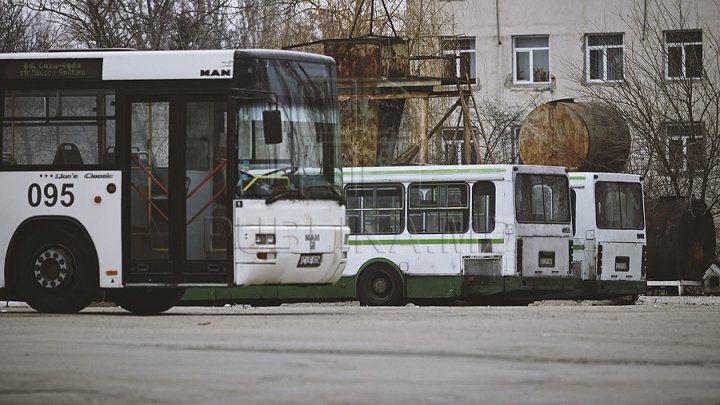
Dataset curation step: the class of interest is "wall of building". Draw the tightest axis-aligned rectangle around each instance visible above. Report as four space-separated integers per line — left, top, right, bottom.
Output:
445 0 719 106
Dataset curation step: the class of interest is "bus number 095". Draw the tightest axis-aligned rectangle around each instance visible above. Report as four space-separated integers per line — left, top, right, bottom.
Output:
28 183 75 207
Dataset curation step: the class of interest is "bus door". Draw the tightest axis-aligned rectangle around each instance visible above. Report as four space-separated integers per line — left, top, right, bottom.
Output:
123 95 232 285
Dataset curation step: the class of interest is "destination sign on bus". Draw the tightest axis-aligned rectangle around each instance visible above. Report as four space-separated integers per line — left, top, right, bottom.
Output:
3 59 102 80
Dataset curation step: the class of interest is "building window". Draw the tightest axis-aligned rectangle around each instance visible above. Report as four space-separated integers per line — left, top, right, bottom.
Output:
586 33 624 82
440 127 477 164
442 37 476 82
513 36 550 84
665 30 703 79
510 125 522 163
665 122 705 174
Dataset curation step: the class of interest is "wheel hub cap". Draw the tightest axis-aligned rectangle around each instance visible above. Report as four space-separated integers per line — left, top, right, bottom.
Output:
34 247 72 289
372 277 388 295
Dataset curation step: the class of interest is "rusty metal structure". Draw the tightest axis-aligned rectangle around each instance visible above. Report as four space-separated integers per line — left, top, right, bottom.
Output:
287 0 487 167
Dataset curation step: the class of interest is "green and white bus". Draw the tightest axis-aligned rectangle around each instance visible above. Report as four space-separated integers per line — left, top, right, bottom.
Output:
184 164 578 305
0 49 349 314
570 172 646 299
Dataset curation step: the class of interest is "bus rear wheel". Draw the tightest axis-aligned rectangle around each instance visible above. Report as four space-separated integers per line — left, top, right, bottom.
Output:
14 228 97 313
114 288 186 315
357 265 404 306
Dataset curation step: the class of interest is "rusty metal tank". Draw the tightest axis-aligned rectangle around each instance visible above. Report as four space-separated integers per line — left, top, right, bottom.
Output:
519 100 631 172
645 198 716 281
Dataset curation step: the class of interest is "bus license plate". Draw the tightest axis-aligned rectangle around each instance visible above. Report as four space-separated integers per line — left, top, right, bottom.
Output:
538 251 555 267
298 254 322 267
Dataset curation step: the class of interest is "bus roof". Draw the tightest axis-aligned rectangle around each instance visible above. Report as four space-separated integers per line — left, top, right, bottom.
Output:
569 172 642 186
0 49 335 82
343 164 568 183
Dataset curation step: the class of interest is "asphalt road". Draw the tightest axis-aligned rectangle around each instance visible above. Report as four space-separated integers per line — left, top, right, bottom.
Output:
1 297 719 404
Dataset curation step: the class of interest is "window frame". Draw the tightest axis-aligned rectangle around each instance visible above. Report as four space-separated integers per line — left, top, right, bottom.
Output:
594 181 645 230
2 88 117 167
664 121 706 175
512 35 551 85
472 181 496 233
664 30 703 80
441 36 477 82
440 127 478 165
510 125 522 164
345 183 404 235
585 33 624 83
514 173 571 224
407 181 469 234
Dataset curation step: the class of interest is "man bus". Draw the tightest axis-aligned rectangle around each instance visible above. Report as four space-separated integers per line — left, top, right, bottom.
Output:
0 49 349 314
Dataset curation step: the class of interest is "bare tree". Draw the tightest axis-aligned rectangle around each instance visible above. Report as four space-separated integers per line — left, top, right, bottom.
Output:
475 97 540 164
26 0 265 50
569 0 720 211
1 0 59 51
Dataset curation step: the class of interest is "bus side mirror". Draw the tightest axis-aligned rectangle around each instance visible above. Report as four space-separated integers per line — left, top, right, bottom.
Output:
263 110 282 144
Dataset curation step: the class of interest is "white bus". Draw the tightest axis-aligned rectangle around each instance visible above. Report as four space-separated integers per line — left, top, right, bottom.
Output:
0 49 349 314
183 164 578 305
569 173 646 299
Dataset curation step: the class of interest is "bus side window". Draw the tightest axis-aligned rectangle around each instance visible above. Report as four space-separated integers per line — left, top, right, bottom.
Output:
472 181 496 233
2 89 116 166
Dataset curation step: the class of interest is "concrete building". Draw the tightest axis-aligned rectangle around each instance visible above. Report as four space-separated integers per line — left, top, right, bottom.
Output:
436 0 720 166
428 0 720 262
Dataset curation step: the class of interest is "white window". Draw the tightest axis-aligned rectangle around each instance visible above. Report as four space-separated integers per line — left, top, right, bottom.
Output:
441 127 477 164
665 30 703 79
442 37 476 81
665 122 705 174
511 125 522 164
513 36 550 84
586 33 624 82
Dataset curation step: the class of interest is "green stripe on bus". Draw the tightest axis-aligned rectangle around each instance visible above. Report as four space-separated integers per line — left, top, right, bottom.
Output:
345 167 507 176
349 238 504 246
569 175 586 180
573 244 584 251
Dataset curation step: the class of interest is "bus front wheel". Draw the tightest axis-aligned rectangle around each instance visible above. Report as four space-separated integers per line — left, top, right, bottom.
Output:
114 288 186 315
357 266 404 306
14 228 97 313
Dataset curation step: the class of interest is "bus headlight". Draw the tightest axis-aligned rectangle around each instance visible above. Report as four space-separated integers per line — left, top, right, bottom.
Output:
255 233 276 245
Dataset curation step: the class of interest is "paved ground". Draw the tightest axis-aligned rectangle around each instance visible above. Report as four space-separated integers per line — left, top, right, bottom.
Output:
1 297 719 404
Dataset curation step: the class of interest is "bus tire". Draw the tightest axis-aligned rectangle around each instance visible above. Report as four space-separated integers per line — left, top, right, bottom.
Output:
357 265 404 306
13 227 97 313
114 288 186 315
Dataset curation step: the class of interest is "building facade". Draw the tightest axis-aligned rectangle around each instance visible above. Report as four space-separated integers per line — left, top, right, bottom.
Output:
434 0 720 259
439 0 720 172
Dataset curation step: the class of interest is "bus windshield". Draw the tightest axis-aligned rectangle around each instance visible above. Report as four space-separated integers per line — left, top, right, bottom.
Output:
234 57 342 203
515 174 570 223
595 181 644 229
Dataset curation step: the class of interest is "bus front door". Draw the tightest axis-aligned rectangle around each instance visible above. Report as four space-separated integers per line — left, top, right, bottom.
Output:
125 97 232 285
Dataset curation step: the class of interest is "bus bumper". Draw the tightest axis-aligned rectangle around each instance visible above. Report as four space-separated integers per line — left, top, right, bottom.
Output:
580 280 647 299
461 275 583 300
